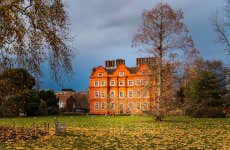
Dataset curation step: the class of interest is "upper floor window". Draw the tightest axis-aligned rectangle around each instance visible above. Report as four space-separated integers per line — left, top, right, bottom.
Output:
98 73 103 77
110 90 115 98
94 81 99 87
94 91 99 98
119 71 124 77
101 81 106 86
128 90 133 98
136 80 141 86
94 103 99 110
128 80 134 86
110 80 115 86
119 91 124 98
101 91 106 98
119 80 125 86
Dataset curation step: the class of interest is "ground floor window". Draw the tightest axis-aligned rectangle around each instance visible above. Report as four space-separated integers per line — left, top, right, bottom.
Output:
111 103 115 110
119 103 124 113
94 103 99 110
101 103 105 110
143 103 148 111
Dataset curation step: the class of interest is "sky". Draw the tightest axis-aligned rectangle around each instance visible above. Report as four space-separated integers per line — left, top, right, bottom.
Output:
41 0 229 91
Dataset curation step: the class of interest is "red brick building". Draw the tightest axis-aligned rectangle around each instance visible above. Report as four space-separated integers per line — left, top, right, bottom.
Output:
89 57 157 115
56 89 77 109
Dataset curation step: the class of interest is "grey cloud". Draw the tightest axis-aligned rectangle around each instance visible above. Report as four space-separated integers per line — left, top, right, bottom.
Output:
42 0 228 91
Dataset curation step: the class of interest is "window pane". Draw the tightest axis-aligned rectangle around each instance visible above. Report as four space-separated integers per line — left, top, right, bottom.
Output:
95 103 99 110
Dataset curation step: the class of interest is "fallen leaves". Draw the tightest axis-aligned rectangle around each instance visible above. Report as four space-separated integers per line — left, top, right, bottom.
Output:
0 116 229 149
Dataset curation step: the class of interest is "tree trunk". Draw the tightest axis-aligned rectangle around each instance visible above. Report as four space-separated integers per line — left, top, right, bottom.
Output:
156 18 163 122
156 54 163 121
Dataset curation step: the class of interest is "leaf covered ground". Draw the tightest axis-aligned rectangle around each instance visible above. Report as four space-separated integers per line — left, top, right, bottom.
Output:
0 116 229 149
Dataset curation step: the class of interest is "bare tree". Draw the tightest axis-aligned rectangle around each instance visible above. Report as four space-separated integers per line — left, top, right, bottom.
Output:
0 0 72 82
213 0 230 55
132 3 198 121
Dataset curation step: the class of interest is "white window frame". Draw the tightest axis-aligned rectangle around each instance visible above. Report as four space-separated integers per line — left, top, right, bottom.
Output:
94 91 99 98
128 80 134 86
119 71 124 77
110 80 115 86
101 81 106 86
128 90 133 98
98 73 103 77
101 103 105 110
119 91 124 98
101 91 106 98
110 90 115 98
95 103 99 110
94 81 99 87
119 80 125 86
136 79 141 86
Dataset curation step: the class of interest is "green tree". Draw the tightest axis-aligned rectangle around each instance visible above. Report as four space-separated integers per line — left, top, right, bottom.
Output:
39 90 59 115
184 60 228 117
24 90 42 116
0 68 35 117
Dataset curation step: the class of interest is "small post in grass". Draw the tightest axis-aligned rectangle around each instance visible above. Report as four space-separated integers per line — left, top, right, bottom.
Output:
54 117 66 135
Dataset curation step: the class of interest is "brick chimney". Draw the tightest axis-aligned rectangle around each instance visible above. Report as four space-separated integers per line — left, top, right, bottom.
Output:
136 57 157 67
116 59 125 67
105 60 115 69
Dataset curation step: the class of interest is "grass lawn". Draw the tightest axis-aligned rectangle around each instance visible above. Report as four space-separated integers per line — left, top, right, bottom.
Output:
0 115 230 149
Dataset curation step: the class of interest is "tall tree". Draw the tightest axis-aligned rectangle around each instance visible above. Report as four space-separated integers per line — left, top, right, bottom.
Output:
132 3 198 121
0 0 72 81
213 0 230 55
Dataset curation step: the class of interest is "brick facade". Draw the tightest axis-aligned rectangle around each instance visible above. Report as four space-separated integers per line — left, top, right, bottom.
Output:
89 58 157 115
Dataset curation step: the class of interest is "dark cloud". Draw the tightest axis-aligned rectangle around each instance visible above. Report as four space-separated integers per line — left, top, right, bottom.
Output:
41 0 229 91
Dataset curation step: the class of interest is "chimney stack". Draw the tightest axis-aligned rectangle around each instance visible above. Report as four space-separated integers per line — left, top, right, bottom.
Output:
105 60 115 69
116 59 125 67
136 57 157 67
